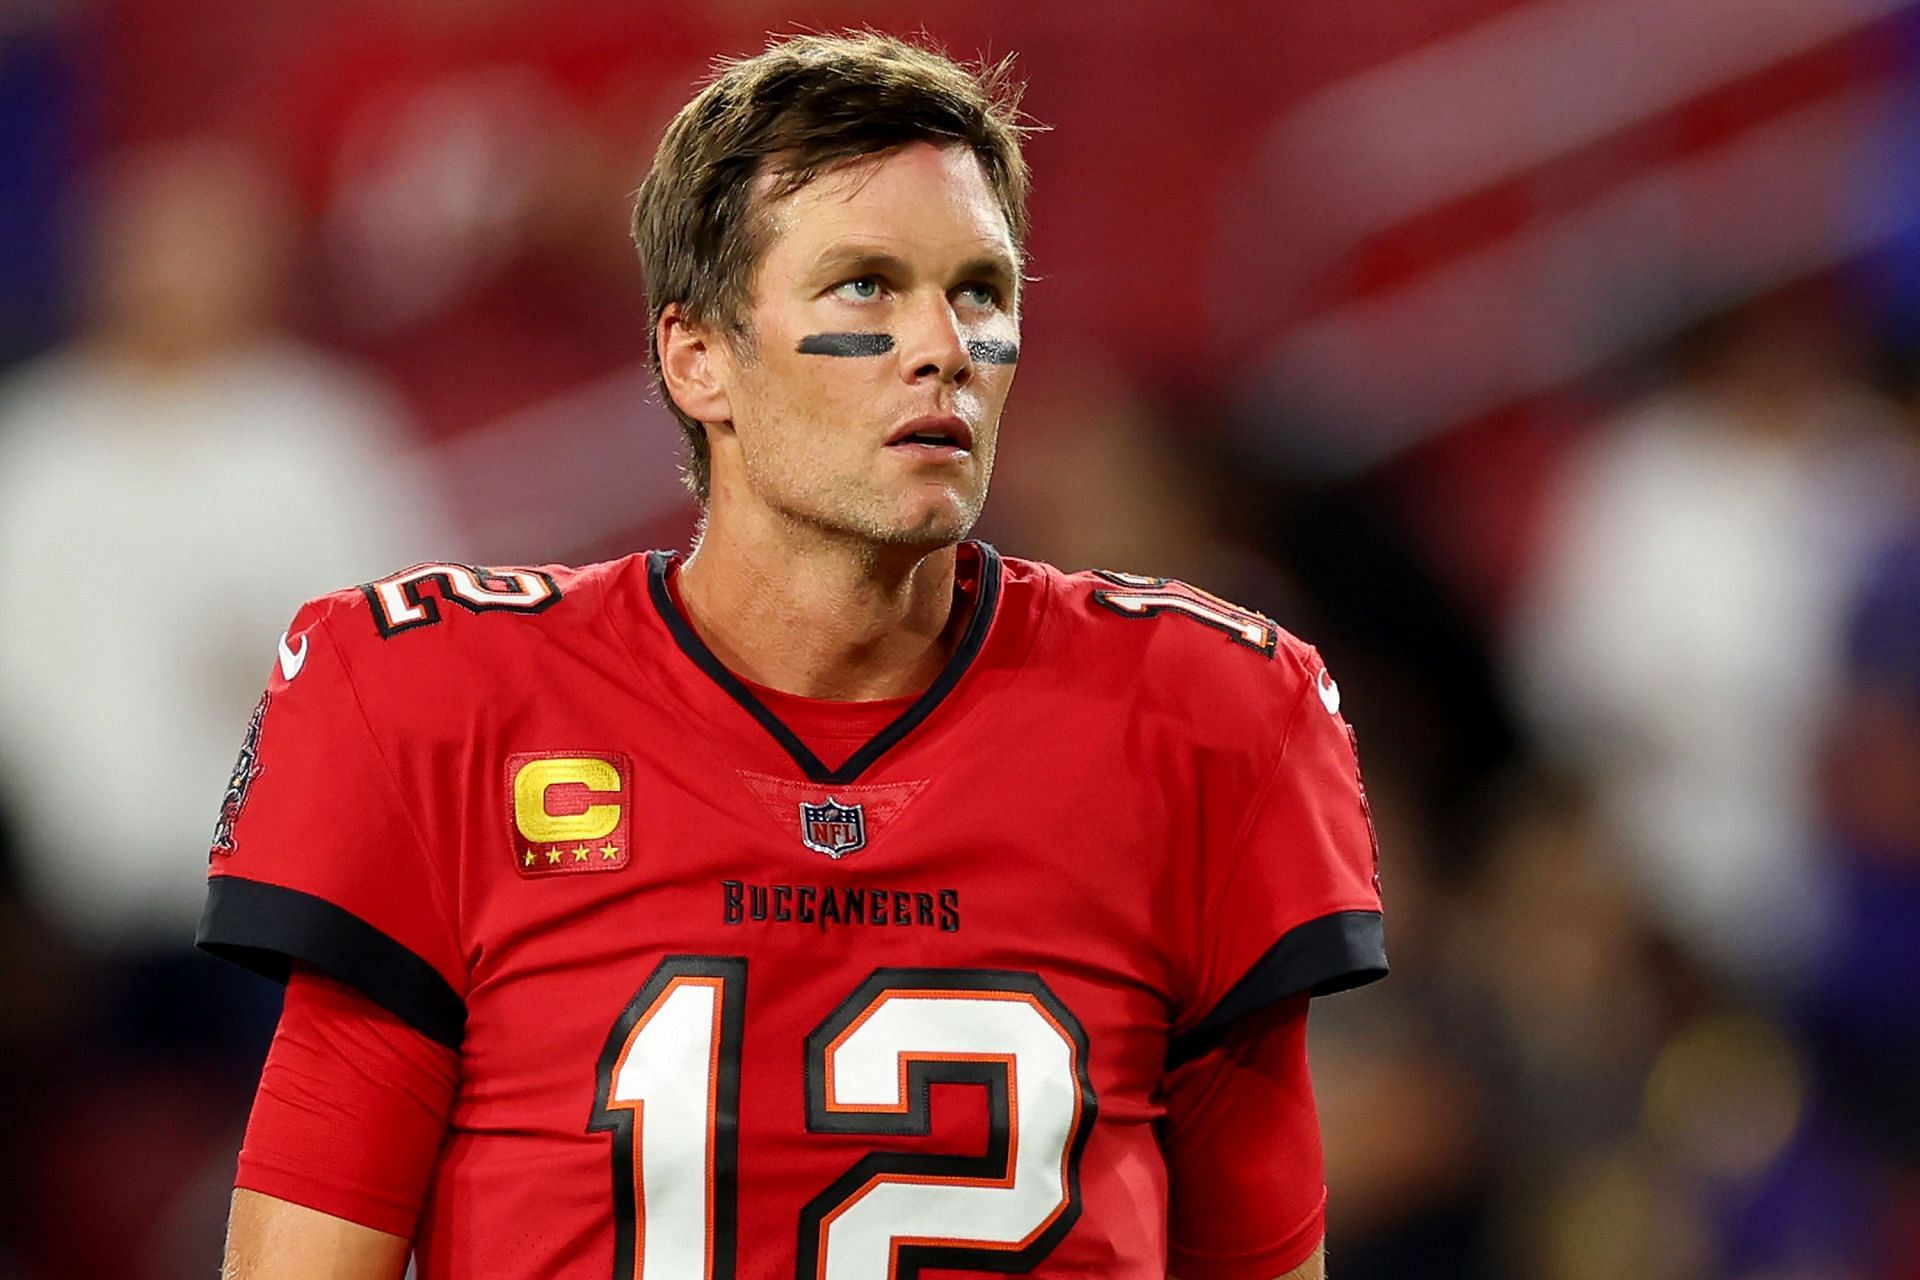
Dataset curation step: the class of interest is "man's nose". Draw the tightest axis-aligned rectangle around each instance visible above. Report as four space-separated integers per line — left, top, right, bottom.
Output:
897 293 973 389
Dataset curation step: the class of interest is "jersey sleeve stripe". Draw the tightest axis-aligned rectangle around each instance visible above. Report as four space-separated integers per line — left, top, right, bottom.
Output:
1168 910 1386 1068
197 875 467 1050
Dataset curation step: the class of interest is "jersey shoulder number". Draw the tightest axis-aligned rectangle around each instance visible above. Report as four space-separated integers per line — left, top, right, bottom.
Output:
1086 570 1280 658
359 561 562 638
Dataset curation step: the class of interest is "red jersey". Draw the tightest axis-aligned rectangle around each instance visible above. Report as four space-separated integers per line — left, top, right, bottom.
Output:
199 542 1386 1278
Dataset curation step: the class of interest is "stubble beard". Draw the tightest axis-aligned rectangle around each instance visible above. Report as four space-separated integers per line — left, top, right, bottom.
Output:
742 433 994 554
788 475 985 551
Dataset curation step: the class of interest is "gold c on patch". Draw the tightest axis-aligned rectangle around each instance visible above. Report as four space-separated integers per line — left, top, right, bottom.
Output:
507 751 631 876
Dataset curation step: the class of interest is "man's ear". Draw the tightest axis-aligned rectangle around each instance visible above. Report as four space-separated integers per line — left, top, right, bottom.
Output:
658 302 733 424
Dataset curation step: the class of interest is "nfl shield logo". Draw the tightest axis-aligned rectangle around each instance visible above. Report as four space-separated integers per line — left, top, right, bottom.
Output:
799 797 867 859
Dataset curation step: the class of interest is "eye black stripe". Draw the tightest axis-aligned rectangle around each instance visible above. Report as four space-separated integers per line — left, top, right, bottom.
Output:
797 333 895 357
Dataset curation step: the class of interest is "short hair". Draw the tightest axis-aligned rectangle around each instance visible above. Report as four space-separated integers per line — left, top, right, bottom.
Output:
632 31 1032 503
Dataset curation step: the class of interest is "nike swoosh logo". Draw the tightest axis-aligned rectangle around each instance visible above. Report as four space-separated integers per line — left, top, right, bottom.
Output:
278 631 309 681
1317 667 1341 716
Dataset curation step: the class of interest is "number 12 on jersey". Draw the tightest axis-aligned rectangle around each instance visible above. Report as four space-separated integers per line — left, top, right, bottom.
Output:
591 957 1098 1279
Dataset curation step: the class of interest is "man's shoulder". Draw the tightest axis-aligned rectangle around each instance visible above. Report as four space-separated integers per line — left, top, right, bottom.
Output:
289 554 649 693
1003 552 1325 735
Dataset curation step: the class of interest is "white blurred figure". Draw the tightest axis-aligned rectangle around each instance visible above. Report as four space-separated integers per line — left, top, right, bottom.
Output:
0 138 446 949
1510 297 1913 987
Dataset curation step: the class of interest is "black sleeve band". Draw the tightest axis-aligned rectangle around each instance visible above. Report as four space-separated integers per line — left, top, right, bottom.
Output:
197 875 467 1050
1168 909 1387 1068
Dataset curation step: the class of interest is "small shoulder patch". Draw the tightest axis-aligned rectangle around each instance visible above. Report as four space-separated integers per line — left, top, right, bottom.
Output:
361 562 562 638
1088 570 1279 657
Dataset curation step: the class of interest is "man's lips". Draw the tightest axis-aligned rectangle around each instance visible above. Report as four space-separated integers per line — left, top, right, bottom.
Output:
885 415 974 452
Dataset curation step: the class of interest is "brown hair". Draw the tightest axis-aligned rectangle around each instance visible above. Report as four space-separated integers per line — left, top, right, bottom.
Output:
632 30 1033 502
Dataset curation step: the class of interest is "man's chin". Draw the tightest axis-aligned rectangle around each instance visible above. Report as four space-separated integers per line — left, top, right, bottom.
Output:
870 516 973 550
843 499 979 550
775 481 984 551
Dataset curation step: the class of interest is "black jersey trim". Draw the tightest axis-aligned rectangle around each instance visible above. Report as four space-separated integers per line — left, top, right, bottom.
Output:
646 543 1003 785
197 876 467 1050
1167 909 1387 1068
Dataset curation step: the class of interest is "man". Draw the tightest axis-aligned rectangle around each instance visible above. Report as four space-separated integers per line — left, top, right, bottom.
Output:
201 31 1386 1280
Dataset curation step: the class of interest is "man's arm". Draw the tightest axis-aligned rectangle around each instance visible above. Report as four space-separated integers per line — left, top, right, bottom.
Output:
1281 1242 1327 1279
220 968 456 1278
1163 990 1331 1280
1169 1241 1326 1280
222 1189 411 1280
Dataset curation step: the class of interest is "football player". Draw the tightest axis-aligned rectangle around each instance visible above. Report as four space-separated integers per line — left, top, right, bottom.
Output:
202 31 1386 1280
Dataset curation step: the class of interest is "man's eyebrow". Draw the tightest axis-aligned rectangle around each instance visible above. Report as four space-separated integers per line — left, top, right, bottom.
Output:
807 246 1021 289
808 247 911 283
953 253 1020 290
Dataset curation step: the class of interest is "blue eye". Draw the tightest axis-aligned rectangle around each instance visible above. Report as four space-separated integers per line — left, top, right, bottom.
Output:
948 280 998 307
835 276 882 301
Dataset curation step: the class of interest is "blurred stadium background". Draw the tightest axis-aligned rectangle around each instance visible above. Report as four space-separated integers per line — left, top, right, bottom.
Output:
3 0 1920 1275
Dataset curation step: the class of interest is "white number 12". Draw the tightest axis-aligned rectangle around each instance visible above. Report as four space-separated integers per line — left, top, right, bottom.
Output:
590 958 1097 1279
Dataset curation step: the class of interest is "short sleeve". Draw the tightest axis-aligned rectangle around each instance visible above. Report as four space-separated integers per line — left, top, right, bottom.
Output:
197 602 467 1049
1170 654 1386 1067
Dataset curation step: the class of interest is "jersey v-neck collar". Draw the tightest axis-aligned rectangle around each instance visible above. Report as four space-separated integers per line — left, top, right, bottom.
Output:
644 542 1004 785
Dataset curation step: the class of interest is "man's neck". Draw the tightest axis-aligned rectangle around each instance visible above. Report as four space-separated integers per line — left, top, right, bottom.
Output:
674 512 966 702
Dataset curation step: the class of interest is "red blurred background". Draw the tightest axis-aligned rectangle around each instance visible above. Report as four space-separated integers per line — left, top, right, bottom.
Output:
3 1 1920 1275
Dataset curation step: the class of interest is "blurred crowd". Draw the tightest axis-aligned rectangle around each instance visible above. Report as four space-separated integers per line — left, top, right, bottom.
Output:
4 0 1920 1276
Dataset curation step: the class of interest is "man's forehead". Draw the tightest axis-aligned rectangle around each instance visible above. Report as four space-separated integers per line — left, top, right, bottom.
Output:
754 144 1015 261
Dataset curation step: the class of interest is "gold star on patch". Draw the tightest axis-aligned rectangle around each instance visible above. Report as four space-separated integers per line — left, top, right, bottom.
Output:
600 842 620 861
522 850 535 867
545 847 563 865
573 844 591 862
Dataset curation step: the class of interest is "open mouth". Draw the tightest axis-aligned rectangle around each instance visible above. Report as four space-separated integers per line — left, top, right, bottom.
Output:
886 416 974 454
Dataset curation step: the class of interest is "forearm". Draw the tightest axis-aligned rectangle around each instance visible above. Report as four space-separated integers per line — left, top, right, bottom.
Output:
222 1189 412 1280
1282 1239 1327 1279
